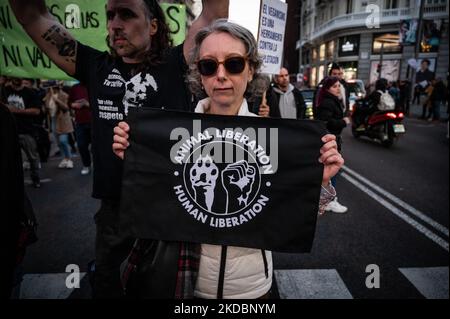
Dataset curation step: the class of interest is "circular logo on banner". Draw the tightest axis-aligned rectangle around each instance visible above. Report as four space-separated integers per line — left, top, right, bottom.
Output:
184 141 261 215
172 130 273 229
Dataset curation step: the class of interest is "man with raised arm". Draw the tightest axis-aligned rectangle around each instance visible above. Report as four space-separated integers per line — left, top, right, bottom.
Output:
9 0 229 298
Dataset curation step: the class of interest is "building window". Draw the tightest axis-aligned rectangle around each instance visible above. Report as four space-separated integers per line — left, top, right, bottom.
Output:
312 48 318 61
318 65 325 84
326 61 358 80
372 33 402 54
416 58 436 72
346 0 353 14
302 51 310 65
385 0 398 9
319 44 326 61
339 61 359 81
338 35 360 57
311 67 317 87
369 60 400 84
327 40 334 60
420 20 442 53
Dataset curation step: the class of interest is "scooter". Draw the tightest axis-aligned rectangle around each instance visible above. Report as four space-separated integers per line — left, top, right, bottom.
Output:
351 101 406 148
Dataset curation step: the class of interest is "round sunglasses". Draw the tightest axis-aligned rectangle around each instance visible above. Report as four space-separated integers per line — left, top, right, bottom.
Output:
197 56 248 76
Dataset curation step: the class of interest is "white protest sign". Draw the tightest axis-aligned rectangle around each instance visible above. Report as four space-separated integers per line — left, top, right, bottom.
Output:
257 0 288 74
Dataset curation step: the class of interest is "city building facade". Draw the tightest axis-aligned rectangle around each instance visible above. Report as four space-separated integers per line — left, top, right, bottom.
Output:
297 0 449 88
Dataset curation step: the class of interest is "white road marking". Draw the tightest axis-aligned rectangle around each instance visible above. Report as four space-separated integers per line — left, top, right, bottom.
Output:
341 172 449 252
399 267 449 299
18 273 86 299
342 166 449 237
24 178 52 185
274 269 353 299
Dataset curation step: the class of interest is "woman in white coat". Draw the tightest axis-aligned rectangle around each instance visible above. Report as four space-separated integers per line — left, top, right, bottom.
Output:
113 19 343 299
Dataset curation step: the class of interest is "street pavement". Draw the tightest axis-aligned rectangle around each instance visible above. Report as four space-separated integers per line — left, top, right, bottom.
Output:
13 102 449 299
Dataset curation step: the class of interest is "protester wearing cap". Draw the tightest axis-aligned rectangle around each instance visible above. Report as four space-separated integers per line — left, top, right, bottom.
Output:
2 77 42 188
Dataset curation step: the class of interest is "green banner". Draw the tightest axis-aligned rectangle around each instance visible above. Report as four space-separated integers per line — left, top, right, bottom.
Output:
0 1 186 80
160 3 186 47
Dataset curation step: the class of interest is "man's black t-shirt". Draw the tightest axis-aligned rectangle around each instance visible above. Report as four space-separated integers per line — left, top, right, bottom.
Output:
4 87 40 135
74 43 192 200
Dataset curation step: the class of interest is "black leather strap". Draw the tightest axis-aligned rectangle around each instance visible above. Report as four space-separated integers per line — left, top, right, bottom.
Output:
217 245 228 299
261 250 269 278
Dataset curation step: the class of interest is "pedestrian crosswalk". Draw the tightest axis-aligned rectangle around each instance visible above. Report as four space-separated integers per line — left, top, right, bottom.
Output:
398 267 449 299
274 269 353 299
24 178 52 186
14 267 448 299
16 273 86 299
275 267 448 299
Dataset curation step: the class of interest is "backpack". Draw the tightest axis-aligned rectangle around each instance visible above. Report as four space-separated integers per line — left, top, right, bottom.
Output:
377 90 396 110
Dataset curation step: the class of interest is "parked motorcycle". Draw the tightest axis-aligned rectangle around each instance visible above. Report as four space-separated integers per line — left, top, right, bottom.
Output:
351 101 406 148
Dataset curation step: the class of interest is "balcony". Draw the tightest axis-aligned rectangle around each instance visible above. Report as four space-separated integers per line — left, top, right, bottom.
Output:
424 3 449 17
310 3 449 41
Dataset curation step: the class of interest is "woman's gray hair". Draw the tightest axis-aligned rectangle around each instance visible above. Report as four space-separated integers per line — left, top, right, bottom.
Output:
187 19 263 99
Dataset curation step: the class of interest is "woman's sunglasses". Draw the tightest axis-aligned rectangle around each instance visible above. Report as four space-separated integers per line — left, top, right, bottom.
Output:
197 56 247 76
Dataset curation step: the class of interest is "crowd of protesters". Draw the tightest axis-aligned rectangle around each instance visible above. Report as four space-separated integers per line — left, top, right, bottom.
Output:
1 76 92 177
1 76 92 298
2 0 448 301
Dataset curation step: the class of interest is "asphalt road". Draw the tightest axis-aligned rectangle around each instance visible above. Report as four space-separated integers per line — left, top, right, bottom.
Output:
14 103 449 300
273 111 449 299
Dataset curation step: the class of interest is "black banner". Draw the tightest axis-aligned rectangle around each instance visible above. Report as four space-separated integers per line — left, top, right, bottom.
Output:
119 108 327 253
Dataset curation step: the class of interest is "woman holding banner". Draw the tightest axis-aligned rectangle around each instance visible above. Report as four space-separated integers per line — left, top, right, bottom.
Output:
113 19 343 299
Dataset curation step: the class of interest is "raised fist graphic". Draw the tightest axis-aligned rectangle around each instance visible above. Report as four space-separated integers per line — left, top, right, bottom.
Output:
221 160 256 214
189 155 218 212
